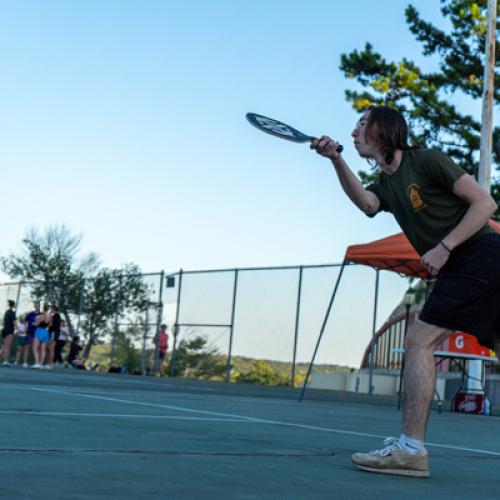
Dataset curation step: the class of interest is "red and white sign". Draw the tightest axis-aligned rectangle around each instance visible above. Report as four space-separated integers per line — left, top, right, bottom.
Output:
453 392 486 414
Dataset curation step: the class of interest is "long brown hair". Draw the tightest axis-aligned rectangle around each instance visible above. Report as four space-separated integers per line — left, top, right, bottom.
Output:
366 106 413 165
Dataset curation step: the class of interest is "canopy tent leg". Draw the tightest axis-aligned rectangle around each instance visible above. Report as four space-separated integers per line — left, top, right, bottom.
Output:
368 269 380 395
298 261 347 402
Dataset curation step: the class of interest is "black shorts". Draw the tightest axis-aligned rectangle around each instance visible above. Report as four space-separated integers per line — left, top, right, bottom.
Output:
420 232 500 349
1 330 13 339
159 351 166 360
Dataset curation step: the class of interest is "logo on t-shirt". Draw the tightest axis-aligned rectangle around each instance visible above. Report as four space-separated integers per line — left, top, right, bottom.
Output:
407 184 426 211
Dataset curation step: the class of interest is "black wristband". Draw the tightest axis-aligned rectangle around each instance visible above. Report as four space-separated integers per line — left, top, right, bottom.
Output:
440 241 451 253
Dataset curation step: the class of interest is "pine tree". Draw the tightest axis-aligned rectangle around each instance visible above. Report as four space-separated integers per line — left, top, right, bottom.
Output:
340 0 499 216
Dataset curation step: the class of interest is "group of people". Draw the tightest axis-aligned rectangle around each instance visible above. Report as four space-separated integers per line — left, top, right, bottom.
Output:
0 299 168 373
0 300 86 369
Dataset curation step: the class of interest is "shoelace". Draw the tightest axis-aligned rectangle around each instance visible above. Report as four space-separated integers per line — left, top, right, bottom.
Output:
370 437 404 457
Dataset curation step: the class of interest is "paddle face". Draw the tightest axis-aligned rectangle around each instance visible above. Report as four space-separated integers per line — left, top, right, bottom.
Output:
246 112 343 153
246 113 314 143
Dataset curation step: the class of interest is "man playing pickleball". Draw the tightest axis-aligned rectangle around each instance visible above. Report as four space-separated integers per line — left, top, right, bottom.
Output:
311 105 500 478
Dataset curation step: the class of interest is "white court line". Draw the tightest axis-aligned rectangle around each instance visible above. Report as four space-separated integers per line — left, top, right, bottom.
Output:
32 387 255 421
30 387 500 458
0 410 246 421
74 376 217 392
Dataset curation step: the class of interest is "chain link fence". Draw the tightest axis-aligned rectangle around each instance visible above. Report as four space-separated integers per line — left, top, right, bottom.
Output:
165 263 408 386
0 264 408 382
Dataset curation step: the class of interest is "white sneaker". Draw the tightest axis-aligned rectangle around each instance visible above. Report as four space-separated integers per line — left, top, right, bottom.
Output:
44 364 53 370
2 361 11 366
31 364 41 369
22 363 28 368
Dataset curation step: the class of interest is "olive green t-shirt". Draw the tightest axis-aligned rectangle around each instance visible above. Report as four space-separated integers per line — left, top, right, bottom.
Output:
366 148 492 255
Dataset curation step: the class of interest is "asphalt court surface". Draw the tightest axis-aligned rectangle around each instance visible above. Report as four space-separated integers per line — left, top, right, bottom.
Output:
1 367 499 499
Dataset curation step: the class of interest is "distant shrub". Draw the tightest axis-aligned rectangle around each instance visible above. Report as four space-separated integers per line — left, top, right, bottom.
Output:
235 360 289 386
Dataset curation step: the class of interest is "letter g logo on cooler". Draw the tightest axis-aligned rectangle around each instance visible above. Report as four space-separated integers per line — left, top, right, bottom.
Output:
455 335 464 350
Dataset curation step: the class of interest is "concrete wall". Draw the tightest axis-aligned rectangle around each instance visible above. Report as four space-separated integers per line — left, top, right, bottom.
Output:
310 369 445 399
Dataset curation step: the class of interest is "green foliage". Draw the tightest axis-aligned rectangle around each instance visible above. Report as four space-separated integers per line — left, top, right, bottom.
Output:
0 225 99 334
235 359 290 386
171 335 227 380
113 326 143 373
80 264 149 356
340 0 499 217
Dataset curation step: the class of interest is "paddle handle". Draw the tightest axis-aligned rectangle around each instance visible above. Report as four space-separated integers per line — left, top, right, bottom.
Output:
309 137 344 153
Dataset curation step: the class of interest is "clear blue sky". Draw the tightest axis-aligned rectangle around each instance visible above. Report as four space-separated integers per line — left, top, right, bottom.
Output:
0 0 453 274
0 1 479 366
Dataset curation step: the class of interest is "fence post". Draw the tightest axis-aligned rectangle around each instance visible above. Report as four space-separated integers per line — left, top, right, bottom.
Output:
368 269 380 395
47 281 53 306
225 269 239 383
153 271 165 375
110 274 123 366
141 303 150 376
169 269 183 377
76 278 85 337
299 263 346 403
291 266 303 387
15 282 22 313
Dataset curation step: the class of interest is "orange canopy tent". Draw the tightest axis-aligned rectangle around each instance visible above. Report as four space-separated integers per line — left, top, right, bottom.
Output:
344 220 500 279
299 220 500 401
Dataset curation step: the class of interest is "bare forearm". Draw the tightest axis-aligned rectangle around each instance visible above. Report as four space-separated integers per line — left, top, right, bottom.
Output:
331 156 378 213
442 198 497 250
309 135 379 213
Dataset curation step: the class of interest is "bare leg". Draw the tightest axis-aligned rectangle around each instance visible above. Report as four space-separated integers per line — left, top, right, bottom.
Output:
32 339 40 365
23 345 30 364
2 335 13 363
402 319 450 441
46 341 55 365
39 344 47 365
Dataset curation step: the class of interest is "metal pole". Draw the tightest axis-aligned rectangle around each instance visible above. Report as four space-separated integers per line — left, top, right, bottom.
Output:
169 270 183 377
47 281 53 306
76 278 85 337
141 303 150 376
15 282 22 313
368 269 380 395
299 263 346 402
153 271 165 375
110 274 123 366
469 0 496 393
478 0 497 188
225 269 239 383
291 266 303 387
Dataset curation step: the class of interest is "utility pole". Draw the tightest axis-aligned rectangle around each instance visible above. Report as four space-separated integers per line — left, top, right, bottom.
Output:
468 0 497 394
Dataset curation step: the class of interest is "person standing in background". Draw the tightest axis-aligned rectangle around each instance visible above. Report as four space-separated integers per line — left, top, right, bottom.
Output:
0 300 17 366
46 305 61 369
14 314 30 367
32 304 50 368
154 324 169 376
54 318 69 366
25 302 41 349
